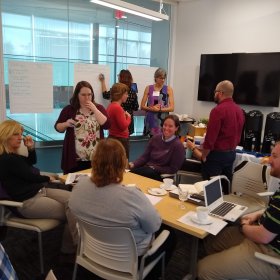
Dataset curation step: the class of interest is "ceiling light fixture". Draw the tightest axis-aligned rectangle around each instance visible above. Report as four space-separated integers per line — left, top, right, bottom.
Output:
90 0 169 21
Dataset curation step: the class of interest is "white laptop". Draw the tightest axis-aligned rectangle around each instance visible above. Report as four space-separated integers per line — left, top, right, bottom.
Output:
204 177 248 222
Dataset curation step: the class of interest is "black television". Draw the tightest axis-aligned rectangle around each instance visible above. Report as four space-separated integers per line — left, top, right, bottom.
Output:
197 52 280 107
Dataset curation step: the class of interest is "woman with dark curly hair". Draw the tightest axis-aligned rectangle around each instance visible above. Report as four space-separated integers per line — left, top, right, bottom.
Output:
55 81 110 174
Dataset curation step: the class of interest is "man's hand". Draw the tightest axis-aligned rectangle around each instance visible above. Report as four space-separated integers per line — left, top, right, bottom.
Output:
241 210 264 225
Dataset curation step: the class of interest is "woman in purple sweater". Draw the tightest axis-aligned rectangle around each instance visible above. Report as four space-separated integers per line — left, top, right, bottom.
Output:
129 115 185 181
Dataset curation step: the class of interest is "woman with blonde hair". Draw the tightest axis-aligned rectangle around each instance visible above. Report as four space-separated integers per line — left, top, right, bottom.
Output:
0 119 77 254
107 83 131 159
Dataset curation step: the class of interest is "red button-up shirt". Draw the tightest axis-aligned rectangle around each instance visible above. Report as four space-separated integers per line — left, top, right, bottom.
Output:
203 98 244 151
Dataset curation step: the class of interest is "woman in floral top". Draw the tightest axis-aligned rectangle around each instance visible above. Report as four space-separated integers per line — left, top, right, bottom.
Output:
55 81 110 174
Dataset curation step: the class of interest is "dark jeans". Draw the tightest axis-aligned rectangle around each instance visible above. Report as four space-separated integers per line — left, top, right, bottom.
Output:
201 150 236 182
131 166 163 182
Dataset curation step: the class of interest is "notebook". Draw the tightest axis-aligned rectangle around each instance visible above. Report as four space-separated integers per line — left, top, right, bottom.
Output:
204 177 248 222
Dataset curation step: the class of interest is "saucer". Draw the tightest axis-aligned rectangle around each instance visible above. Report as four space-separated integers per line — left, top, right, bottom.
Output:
148 188 167 196
191 215 213 225
160 183 177 191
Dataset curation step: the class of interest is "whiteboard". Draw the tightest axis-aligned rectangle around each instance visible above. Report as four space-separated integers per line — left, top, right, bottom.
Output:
8 61 53 113
128 65 158 105
74 63 110 107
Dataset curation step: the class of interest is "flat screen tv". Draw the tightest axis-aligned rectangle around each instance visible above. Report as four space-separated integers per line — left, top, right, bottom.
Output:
197 52 280 107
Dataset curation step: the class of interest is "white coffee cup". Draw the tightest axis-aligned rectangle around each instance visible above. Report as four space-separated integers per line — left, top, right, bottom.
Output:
194 135 204 145
196 206 209 222
163 178 173 189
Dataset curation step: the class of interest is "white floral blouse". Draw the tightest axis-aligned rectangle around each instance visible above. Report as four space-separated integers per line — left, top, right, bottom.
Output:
74 110 101 161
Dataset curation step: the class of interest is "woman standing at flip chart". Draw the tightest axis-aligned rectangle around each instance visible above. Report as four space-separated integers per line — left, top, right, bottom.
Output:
55 81 110 174
141 68 174 136
99 69 139 135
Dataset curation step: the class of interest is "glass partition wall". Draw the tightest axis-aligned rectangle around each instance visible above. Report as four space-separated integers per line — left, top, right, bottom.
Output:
1 0 171 140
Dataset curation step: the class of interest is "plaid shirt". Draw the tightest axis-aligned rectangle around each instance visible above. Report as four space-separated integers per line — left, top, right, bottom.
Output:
0 243 18 280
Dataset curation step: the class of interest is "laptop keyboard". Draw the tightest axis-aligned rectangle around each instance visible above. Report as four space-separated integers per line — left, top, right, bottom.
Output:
211 201 235 217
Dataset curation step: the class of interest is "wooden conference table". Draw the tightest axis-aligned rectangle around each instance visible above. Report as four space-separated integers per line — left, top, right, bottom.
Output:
61 170 208 280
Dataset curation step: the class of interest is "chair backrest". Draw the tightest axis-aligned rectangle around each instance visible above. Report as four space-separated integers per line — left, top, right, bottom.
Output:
0 181 24 218
232 161 269 202
45 269 57 280
77 219 138 277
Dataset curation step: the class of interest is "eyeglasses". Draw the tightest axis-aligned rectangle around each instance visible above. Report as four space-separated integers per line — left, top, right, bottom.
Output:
214 89 224 94
79 93 93 97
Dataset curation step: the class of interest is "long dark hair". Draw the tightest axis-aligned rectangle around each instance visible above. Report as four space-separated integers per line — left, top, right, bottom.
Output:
70 81 95 110
118 70 133 88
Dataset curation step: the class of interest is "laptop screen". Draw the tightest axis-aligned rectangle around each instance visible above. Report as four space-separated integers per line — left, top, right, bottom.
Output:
204 178 222 206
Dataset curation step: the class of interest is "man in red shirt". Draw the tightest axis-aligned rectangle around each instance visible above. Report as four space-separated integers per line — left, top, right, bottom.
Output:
201 80 244 181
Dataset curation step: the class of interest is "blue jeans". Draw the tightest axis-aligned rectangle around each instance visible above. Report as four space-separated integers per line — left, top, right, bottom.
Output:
201 150 236 181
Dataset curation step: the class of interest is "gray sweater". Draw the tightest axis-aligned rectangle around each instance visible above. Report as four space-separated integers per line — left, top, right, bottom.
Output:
69 176 162 255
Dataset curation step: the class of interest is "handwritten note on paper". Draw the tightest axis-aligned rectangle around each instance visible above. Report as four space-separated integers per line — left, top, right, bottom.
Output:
177 211 228 235
74 63 110 107
8 61 53 113
128 65 158 102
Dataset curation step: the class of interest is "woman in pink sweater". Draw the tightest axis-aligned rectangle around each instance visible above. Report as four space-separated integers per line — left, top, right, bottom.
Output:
107 83 131 159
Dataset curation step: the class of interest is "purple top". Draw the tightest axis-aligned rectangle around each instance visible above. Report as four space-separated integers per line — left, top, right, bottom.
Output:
133 134 185 174
203 98 244 151
55 104 110 174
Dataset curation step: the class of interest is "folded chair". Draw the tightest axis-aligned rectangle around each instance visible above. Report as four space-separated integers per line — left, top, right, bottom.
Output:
72 219 170 280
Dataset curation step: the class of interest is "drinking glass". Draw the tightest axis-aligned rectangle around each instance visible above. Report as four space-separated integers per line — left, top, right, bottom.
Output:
178 188 188 210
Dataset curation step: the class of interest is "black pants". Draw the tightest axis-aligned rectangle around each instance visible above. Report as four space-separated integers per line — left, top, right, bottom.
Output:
131 166 163 182
201 150 236 181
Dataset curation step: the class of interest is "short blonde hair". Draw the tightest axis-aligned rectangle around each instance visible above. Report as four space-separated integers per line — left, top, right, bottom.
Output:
110 83 129 102
0 120 23 154
91 138 127 187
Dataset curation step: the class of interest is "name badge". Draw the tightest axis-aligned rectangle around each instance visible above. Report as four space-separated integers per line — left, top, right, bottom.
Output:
152 91 160 97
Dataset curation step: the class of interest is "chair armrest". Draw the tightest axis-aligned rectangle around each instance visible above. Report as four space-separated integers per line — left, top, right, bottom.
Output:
160 174 175 179
145 230 170 257
0 200 23 208
255 251 280 266
186 159 201 165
